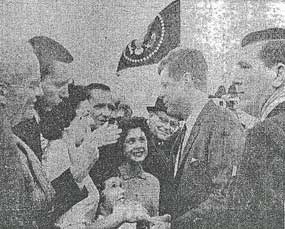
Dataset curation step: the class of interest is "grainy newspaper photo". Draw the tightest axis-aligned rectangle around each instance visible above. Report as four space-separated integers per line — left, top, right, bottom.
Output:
0 0 284 228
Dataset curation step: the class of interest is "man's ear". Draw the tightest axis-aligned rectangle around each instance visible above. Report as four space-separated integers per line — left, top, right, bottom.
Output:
277 63 285 76
272 63 285 88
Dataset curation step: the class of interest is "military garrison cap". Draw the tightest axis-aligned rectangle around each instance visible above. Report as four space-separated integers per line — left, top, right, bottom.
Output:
28 36 73 79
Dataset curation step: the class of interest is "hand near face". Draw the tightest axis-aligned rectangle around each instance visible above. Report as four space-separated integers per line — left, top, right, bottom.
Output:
65 115 92 146
85 122 122 148
68 128 99 183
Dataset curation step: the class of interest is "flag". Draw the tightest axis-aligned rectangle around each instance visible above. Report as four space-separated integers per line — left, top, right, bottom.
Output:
116 0 180 73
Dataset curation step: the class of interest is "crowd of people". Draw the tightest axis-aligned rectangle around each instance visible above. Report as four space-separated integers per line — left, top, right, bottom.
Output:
0 28 284 229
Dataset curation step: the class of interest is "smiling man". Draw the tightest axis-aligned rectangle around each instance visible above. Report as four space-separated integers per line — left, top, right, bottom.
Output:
143 96 181 215
85 83 116 129
230 28 285 228
147 96 181 142
86 83 124 187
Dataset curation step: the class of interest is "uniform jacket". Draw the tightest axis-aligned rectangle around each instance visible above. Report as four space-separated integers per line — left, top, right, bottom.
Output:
171 100 245 229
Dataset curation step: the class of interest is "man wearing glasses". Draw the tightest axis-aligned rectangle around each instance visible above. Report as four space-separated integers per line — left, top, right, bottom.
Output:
143 96 182 215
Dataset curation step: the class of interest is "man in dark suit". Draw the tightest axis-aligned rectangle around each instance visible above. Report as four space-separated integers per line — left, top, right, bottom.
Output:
157 48 245 228
229 28 285 229
143 96 181 215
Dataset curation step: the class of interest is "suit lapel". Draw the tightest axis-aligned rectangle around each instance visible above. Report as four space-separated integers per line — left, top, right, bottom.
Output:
149 138 171 170
177 101 214 172
170 127 186 173
178 121 201 169
12 117 43 161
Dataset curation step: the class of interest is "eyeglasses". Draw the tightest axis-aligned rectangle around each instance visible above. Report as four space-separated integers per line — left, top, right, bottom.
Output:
153 114 180 129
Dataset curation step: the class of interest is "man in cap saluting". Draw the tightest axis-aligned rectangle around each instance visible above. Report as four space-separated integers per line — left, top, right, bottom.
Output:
12 36 120 224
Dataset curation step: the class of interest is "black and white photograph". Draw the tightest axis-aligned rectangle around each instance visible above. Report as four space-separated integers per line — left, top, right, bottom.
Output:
0 0 284 228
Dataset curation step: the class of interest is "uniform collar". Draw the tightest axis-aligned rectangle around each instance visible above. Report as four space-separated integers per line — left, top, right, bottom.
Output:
119 162 147 180
260 85 285 121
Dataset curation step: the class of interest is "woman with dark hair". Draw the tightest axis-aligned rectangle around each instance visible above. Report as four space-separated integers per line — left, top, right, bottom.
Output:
116 117 160 217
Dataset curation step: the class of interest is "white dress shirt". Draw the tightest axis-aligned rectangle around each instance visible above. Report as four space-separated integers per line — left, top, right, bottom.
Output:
174 101 206 177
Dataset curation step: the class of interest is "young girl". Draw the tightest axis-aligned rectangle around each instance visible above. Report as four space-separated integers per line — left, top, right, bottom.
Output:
89 173 170 229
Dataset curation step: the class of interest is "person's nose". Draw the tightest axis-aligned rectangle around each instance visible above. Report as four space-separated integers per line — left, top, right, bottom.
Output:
134 140 145 148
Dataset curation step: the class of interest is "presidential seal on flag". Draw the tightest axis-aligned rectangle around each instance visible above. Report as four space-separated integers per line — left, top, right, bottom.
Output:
116 0 180 73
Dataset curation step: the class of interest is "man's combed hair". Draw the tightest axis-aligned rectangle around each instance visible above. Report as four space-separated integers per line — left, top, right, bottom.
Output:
242 28 285 68
241 28 285 47
158 48 208 91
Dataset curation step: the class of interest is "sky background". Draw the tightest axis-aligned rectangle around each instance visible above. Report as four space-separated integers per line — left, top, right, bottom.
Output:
1 0 285 116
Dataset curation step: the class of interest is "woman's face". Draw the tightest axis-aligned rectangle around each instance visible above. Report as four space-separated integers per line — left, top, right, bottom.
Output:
102 177 125 211
123 127 148 163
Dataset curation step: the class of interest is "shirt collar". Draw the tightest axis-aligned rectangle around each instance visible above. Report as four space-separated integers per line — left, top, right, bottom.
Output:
184 99 206 134
119 162 147 180
260 85 285 121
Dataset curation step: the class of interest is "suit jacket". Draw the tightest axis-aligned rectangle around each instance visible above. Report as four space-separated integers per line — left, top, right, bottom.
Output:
143 134 179 215
230 108 284 229
13 118 88 225
171 100 245 229
0 127 55 228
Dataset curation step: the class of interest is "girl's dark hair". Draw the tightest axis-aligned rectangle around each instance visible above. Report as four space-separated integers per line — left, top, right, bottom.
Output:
95 168 120 219
117 116 151 157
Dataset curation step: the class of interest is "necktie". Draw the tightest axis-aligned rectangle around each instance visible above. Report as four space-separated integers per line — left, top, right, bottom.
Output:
174 125 186 177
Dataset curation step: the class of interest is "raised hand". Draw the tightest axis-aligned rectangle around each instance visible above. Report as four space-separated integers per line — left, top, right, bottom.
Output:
84 122 122 148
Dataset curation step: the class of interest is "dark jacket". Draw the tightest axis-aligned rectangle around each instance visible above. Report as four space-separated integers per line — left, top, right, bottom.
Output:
33 84 85 141
143 133 179 215
230 109 284 229
89 143 122 186
171 100 245 229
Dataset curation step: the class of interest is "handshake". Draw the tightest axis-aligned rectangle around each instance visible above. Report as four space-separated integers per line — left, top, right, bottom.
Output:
108 201 171 229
